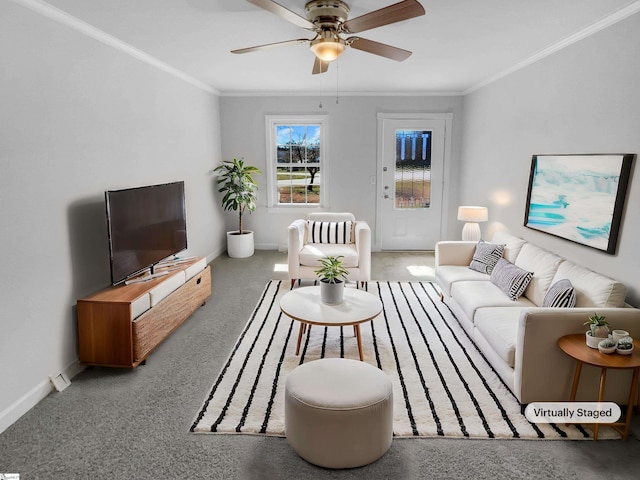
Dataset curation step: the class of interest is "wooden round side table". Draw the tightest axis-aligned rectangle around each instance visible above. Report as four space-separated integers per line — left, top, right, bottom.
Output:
557 334 640 440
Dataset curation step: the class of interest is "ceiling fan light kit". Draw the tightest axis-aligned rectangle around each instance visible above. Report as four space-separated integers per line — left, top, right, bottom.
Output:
235 0 425 74
310 30 345 62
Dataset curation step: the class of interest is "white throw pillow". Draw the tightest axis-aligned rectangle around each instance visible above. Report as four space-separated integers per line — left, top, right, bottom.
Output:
307 220 353 244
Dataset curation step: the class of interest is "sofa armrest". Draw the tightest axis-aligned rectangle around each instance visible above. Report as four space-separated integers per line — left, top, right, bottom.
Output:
435 241 477 267
515 307 640 404
355 221 371 281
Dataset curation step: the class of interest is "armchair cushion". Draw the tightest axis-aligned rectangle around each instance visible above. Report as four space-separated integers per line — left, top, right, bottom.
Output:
307 220 353 244
299 244 359 268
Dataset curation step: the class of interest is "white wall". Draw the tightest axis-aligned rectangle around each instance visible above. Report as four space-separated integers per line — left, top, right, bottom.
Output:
219 95 464 250
460 12 640 305
0 1 224 431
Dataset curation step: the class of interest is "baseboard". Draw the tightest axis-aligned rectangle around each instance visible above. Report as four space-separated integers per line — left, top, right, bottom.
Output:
0 359 84 434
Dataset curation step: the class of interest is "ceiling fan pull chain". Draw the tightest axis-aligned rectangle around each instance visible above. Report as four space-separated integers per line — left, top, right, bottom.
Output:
336 58 339 104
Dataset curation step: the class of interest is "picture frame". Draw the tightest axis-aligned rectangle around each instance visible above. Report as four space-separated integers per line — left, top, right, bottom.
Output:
524 153 634 255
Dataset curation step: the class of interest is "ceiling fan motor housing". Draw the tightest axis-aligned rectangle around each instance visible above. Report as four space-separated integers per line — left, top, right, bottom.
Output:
305 0 350 29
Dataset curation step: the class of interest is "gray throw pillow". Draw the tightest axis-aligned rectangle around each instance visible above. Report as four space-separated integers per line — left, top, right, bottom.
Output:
469 240 505 274
543 279 577 308
490 258 534 301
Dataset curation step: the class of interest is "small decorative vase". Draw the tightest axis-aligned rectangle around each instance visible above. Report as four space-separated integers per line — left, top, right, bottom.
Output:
320 279 344 305
591 324 610 339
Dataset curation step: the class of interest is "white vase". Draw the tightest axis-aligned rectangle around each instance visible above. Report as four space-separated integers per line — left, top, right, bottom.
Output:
320 280 344 305
226 230 254 258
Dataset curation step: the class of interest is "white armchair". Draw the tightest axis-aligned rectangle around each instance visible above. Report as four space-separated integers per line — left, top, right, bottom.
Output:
288 212 371 289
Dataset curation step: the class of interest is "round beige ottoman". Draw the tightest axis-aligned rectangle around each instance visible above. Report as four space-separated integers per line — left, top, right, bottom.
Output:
284 358 393 469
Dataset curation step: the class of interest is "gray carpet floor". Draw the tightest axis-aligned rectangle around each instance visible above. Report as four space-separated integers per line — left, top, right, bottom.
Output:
1 250 639 479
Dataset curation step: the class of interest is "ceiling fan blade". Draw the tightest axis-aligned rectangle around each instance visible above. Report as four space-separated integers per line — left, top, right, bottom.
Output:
342 0 425 34
348 37 412 61
312 57 329 75
231 38 309 54
247 0 315 30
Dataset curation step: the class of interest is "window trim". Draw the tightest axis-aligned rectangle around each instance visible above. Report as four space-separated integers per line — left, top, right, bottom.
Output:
265 114 329 211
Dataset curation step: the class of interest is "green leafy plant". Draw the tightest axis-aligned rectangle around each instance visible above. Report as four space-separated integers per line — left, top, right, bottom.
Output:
584 313 608 326
212 158 261 235
584 312 609 338
314 256 350 284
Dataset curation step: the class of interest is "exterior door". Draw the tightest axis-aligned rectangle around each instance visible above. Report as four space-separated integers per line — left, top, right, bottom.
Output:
376 114 449 250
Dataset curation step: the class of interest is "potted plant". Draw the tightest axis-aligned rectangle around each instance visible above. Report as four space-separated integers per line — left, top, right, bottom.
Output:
314 256 349 305
616 336 634 355
597 337 617 354
212 158 261 258
584 312 609 348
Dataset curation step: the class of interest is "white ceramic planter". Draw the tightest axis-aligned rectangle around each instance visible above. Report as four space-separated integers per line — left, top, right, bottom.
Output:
616 346 634 355
226 230 254 258
320 280 344 305
585 331 601 349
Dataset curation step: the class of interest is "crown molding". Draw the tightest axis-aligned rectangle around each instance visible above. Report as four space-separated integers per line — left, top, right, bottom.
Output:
219 89 464 97
464 0 640 95
11 0 219 95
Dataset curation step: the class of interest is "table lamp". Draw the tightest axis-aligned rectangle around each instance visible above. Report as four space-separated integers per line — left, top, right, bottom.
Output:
457 206 488 241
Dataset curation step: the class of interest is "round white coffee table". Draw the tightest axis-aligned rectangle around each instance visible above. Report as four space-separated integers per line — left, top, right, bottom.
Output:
280 286 382 361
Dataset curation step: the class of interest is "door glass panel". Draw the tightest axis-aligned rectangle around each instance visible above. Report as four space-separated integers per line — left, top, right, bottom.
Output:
395 129 431 209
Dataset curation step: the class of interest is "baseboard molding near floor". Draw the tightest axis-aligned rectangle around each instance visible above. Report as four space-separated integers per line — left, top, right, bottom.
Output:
0 360 84 434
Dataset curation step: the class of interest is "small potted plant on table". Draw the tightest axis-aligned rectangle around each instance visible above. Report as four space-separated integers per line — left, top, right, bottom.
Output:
315 256 349 305
616 336 634 355
584 313 609 348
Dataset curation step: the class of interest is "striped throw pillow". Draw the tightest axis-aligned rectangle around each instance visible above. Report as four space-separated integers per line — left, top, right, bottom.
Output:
543 279 576 308
307 220 353 244
490 258 534 301
469 240 505 274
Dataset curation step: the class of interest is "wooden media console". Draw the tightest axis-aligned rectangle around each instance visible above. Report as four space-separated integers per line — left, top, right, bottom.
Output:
77 257 211 367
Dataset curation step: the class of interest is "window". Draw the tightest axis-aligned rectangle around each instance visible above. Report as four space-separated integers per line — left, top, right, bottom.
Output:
265 115 328 209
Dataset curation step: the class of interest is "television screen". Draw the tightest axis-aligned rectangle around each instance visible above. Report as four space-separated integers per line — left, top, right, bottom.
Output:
105 181 187 285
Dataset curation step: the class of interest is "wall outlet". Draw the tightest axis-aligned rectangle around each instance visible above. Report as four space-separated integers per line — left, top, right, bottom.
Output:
50 373 71 392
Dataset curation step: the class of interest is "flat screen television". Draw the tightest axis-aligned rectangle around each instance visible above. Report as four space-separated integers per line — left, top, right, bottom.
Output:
105 181 187 285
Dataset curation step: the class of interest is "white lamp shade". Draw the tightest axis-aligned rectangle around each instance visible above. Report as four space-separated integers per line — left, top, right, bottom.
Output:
457 206 488 222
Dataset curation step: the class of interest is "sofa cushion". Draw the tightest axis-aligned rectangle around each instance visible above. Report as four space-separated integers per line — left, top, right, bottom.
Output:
490 231 526 264
307 220 353 244
552 261 626 308
514 244 562 306
474 308 523 368
450 280 535 323
469 240 504 274
543 279 577 308
490 259 534 301
436 266 489 297
299 243 359 268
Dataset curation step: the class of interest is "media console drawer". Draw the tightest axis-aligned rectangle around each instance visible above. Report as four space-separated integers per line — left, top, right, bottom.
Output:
77 259 211 368
133 267 211 362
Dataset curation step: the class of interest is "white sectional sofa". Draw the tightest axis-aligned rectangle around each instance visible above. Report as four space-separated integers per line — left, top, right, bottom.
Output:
436 231 640 406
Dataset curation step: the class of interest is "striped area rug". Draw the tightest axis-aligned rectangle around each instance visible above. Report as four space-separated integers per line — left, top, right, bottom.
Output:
191 280 612 439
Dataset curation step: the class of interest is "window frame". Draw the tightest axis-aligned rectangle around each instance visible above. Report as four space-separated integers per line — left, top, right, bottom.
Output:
265 114 329 211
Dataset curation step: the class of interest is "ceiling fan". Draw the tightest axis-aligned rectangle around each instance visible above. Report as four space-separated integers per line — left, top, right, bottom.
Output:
231 0 425 74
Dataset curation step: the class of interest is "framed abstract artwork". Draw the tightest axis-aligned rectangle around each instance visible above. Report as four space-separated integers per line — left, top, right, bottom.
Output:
524 153 634 254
